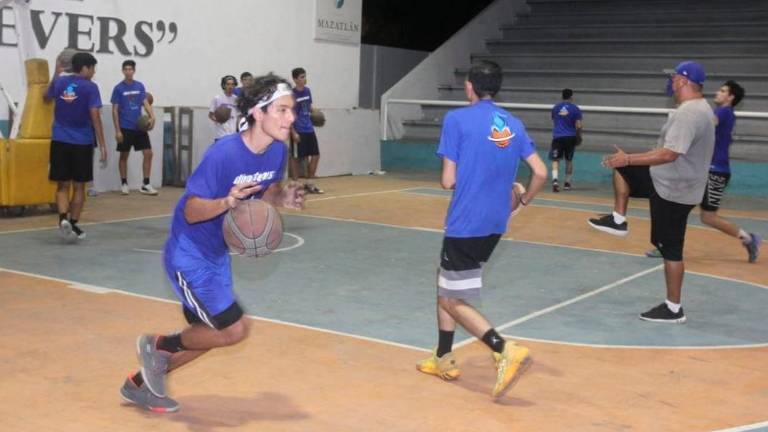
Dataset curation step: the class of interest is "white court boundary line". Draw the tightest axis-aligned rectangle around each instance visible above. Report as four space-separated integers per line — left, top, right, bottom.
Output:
710 421 768 432
498 334 768 350
133 232 306 255
307 187 417 202
0 213 173 236
0 266 430 353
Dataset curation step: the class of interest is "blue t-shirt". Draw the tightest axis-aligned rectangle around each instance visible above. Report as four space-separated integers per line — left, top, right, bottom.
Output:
437 100 536 237
292 86 313 133
46 75 102 145
110 80 146 131
710 106 735 174
165 133 287 266
551 101 582 138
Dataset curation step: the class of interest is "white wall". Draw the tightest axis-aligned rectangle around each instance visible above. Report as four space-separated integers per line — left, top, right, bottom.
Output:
380 0 529 139
359 44 429 109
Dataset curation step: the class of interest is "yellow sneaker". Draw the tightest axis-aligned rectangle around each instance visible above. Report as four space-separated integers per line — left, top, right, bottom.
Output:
492 343 531 397
416 350 461 380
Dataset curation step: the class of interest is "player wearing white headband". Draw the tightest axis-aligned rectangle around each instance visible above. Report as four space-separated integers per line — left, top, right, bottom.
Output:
120 74 304 413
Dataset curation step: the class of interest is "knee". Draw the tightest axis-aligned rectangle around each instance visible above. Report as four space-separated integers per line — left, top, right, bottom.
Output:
700 210 716 226
220 319 249 345
437 296 461 314
144 149 154 158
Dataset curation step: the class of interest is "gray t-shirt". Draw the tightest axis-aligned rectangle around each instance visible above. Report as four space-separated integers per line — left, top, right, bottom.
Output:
650 98 715 205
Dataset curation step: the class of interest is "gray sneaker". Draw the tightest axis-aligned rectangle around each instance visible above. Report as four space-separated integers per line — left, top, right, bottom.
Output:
137 335 171 397
120 378 179 413
745 233 762 263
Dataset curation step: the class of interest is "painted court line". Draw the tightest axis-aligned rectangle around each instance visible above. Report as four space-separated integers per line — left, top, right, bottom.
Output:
308 187 417 203
499 334 768 350
0 213 172 236
454 265 664 349
711 421 768 432
0 267 429 354
133 233 306 255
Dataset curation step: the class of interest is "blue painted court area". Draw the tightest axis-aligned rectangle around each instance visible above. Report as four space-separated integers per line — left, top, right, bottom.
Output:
405 187 768 234
1 214 767 350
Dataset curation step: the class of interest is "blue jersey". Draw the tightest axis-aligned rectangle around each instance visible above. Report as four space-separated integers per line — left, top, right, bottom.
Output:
710 106 735 174
551 101 582 138
437 100 536 237
110 80 146 131
165 133 287 266
292 87 313 133
46 75 102 145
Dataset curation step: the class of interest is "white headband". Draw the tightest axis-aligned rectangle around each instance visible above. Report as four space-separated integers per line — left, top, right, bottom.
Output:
249 83 293 115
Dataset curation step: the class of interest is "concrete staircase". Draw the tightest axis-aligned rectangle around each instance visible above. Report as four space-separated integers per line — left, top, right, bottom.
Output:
400 0 768 161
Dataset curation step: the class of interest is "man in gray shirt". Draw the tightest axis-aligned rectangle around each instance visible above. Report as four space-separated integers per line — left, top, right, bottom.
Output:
588 61 715 323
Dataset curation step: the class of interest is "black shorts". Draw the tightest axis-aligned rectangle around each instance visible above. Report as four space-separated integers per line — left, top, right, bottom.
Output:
700 171 730 212
117 128 151 152
49 140 94 183
437 234 501 300
183 301 244 330
548 136 578 161
616 165 694 261
292 132 319 158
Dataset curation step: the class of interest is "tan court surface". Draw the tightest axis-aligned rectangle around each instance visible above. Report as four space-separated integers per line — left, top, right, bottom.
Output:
1 175 767 431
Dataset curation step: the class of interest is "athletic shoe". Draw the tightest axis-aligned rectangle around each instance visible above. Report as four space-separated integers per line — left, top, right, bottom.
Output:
137 335 171 397
745 233 762 263
71 223 86 240
416 350 460 380
492 343 531 398
552 180 560 193
306 184 324 194
564 182 572 191
645 248 663 258
588 214 628 237
639 303 686 323
121 183 130 195
58 219 77 242
140 184 159 195
120 378 179 413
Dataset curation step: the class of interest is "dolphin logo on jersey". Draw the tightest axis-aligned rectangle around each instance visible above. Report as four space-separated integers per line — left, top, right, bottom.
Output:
60 83 78 103
487 112 514 148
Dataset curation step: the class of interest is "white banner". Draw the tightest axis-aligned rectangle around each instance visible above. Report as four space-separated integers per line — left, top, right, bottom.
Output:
314 0 361 45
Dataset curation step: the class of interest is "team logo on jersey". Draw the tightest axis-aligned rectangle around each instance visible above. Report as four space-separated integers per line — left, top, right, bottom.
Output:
487 112 514 148
60 83 78 103
558 106 570 117
233 171 276 185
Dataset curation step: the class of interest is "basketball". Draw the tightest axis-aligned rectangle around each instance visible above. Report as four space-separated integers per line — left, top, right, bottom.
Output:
56 48 78 73
310 109 325 127
214 105 231 123
145 92 154 106
136 115 151 132
222 200 283 257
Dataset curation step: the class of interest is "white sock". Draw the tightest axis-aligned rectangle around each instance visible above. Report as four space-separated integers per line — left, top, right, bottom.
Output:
552 170 558 181
665 299 681 313
738 229 751 244
612 211 626 224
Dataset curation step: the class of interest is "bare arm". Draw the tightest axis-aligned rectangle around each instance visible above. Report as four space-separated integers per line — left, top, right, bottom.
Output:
142 99 155 130
261 181 305 209
520 152 547 205
603 145 679 169
184 182 262 224
441 157 457 190
111 104 121 134
91 107 107 162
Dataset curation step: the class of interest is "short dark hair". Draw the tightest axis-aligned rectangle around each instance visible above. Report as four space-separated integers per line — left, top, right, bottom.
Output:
237 73 292 127
562 88 574 100
72 52 97 73
723 80 745 107
240 71 253 80
122 60 136 69
291 67 306 79
467 60 502 98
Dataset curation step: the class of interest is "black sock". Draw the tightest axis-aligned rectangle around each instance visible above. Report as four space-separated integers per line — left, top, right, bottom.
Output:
131 370 144 387
157 333 185 353
59 213 68 223
436 330 454 357
143 177 150 185
121 178 127 185
481 329 505 353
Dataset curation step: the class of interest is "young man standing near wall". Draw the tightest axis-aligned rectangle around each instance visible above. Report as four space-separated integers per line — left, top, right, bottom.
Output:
290 67 323 194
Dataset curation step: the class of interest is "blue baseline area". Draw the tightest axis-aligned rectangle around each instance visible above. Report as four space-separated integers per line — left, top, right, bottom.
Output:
405 187 768 234
0 119 8 137
381 140 768 198
0 215 766 350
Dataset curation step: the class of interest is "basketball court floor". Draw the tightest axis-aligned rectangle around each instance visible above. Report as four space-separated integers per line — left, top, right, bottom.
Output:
1 175 766 431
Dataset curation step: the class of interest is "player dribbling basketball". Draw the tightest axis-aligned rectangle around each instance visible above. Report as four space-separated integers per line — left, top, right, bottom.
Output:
120 74 304 412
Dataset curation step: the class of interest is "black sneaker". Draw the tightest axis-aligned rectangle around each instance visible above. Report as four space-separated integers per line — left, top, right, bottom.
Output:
71 223 86 240
552 181 560 193
564 182 571 191
588 214 628 237
639 303 686 323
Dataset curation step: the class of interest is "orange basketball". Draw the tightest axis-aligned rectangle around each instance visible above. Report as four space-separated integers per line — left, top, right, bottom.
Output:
214 106 231 124
222 200 283 257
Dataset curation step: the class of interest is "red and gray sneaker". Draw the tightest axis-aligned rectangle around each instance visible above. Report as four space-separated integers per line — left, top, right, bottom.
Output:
137 335 171 397
120 377 179 413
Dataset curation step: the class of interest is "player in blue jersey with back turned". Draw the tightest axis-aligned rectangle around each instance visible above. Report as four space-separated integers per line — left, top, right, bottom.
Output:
549 88 583 192
416 60 547 398
119 74 305 413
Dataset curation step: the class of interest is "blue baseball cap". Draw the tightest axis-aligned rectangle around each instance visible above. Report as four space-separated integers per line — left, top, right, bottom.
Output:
665 61 706 86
